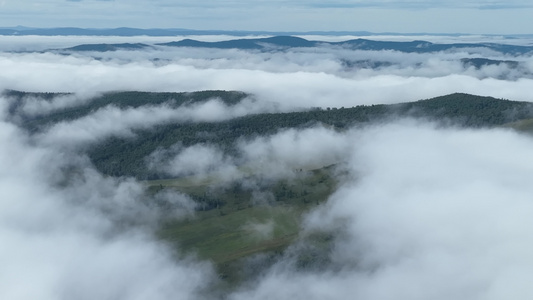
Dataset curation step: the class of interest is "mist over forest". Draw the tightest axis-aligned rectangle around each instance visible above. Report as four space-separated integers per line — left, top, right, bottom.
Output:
2 32 533 299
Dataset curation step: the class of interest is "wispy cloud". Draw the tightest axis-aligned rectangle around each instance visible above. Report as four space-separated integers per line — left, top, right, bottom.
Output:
229 120 533 300
2 35 533 108
3 34 533 299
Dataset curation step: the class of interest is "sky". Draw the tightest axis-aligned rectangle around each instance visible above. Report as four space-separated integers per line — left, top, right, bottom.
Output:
0 0 532 34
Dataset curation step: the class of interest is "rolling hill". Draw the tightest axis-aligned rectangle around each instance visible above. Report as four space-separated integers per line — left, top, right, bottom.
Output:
5 89 533 286
5 90 532 179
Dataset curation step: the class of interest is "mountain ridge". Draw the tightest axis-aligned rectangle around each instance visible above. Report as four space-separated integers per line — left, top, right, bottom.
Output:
46 36 533 55
5 90 532 179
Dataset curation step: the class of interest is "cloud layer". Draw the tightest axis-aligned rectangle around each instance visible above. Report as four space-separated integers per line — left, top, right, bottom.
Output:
0 104 214 299
229 121 533 300
36 97 280 149
1 35 533 109
2 35 533 299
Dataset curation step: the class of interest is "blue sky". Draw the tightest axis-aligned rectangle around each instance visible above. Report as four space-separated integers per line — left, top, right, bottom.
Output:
0 0 531 34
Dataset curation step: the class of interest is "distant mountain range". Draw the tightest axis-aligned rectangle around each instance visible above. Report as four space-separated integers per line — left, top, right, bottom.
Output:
155 36 533 55
54 36 533 56
0 27 376 37
3 26 532 55
64 43 151 52
6 90 533 179
2 26 533 39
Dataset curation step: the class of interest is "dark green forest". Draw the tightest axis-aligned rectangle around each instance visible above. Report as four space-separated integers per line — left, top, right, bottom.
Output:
4 90 533 179
5 89 248 131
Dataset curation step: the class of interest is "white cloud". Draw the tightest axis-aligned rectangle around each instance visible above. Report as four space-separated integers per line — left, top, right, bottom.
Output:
239 126 353 177
230 120 533 300
3 34 533 299
146 126 353 182
36 97 281 149
148 143 240 181
17 93 100 116
2 38 533 111
0 111 214 300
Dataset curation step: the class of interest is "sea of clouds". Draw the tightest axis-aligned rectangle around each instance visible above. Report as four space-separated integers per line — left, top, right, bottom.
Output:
1 34 533 107
1 34 533 299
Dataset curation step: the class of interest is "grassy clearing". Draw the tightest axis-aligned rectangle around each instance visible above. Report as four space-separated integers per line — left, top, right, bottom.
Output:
160 206 301 264
504 118 533 133
146 165 339 282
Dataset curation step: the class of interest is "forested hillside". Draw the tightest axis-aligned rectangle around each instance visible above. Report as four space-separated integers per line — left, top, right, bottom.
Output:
4 89 533 287
5 89 248 131
4 90 532 179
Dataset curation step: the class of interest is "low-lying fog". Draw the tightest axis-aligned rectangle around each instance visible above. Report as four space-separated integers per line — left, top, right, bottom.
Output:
1 34 533 107
1 34 533 299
